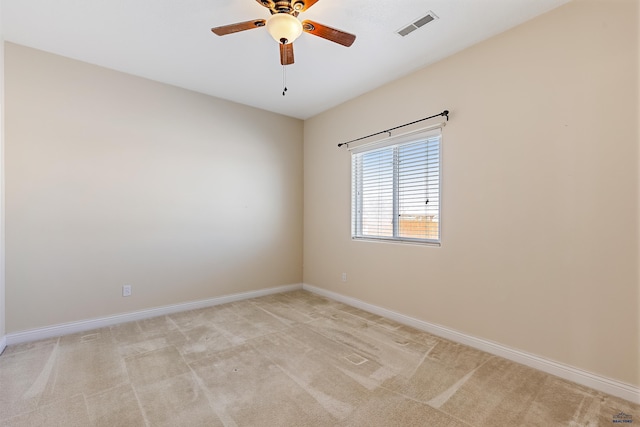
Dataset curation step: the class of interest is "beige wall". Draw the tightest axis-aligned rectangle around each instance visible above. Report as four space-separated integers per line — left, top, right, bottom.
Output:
0 7 5 344
5 43 303 333
304 0 639 386
637 0 640 383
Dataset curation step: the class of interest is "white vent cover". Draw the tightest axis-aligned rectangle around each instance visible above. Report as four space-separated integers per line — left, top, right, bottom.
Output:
396 11 439 37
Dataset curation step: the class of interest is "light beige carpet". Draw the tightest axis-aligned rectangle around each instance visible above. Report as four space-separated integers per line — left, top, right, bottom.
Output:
0 290 638 426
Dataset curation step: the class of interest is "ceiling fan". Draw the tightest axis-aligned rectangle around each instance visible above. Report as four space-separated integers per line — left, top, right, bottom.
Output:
211 0 356 66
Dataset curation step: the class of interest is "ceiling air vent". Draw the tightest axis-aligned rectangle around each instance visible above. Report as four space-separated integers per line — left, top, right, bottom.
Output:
396 11 439 37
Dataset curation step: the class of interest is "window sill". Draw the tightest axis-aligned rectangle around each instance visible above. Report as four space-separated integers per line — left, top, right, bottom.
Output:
351 237 441 247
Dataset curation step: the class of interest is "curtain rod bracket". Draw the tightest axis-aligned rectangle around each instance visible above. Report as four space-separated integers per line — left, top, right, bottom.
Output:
338 109 450 148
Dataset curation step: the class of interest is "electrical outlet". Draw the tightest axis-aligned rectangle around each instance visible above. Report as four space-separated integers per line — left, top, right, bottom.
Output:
341 273 347 282
122 284 132 297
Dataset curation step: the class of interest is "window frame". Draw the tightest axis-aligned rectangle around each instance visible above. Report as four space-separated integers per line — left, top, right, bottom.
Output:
350 127 442 246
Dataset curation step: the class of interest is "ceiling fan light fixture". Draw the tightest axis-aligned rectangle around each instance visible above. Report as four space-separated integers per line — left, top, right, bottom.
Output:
266 13 303 44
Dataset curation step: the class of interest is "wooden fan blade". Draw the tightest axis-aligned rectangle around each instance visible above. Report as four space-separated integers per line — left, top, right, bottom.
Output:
280 43 294 65
302 20 356 47
292 0 320 12
211 19 266 36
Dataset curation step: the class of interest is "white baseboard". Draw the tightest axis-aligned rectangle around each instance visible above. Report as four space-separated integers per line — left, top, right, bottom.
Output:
0 335 6 355
303 284 640 404
5 283 302 346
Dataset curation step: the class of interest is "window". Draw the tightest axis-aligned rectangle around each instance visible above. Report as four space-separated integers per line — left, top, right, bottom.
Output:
351 128 441 244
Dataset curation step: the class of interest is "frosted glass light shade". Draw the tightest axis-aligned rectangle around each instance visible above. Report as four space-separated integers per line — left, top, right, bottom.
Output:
266 13 303 44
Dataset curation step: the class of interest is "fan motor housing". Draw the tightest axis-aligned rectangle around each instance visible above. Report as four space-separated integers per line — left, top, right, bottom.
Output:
273 1 304 15
261 1 307 16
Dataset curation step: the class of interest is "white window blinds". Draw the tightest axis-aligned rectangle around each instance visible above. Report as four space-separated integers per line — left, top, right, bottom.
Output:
351 129 441 244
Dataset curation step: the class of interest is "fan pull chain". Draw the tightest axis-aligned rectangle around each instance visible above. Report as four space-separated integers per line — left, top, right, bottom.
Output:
282 65 288 96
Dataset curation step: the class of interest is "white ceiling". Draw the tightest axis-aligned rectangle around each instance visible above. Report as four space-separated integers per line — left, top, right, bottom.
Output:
2 0 570 119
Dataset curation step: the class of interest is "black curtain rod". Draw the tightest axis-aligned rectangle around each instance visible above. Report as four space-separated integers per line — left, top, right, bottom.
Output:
337 110 449 148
